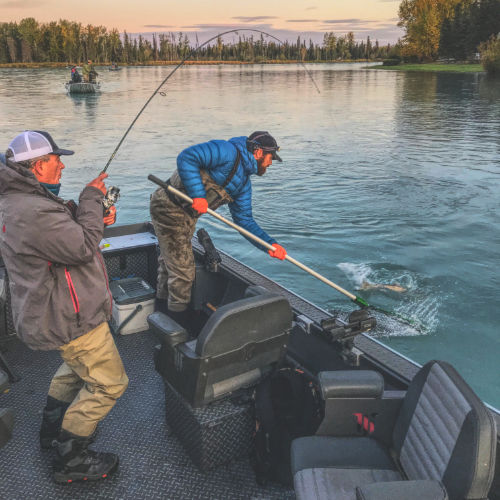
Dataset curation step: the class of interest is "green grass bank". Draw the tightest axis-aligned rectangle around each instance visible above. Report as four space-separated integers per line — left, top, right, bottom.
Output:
370 63 484 73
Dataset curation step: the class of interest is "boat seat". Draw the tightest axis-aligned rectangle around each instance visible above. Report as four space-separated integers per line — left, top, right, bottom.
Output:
150 291 292 407
291 360 497 500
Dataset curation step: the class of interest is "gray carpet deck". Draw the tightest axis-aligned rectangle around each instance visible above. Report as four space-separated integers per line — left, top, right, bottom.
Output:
0 332 293 499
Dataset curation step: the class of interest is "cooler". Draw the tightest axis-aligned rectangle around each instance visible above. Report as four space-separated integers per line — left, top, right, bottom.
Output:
110 277 155 335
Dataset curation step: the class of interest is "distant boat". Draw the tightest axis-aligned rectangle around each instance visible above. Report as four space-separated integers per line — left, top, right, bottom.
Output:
108 65 121 71
65 81 100 94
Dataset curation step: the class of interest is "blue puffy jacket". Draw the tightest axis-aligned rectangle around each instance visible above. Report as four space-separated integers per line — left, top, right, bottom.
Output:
177 136 276 251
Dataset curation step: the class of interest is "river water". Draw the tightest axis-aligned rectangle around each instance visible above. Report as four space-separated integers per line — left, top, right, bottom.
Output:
0 64 499 408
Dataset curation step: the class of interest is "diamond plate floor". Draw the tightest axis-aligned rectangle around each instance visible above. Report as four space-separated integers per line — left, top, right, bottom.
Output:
0 332 294 499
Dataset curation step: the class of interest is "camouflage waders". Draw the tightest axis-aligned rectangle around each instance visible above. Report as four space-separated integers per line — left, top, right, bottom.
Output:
150 169 232 311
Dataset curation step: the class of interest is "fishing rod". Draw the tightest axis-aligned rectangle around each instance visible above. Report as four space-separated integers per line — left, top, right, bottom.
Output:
101 28 320 174
147 175 424 332
101 30 421 331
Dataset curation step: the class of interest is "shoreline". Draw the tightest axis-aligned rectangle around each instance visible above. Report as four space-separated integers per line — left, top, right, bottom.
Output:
0 59 373 69
369 63 484 73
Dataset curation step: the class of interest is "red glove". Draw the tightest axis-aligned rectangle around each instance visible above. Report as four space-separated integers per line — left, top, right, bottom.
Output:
103 205 116 226
268 243 287 260
192 197 208 214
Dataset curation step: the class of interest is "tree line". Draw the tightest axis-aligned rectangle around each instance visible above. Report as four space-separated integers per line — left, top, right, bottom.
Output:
398 0 500 61
0 18 396 65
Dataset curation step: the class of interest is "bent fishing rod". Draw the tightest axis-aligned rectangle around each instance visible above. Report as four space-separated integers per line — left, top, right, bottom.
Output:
101 29 320 174
147 175 423 331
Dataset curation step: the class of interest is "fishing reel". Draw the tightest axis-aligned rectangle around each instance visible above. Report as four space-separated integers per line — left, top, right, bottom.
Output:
103 186 120 211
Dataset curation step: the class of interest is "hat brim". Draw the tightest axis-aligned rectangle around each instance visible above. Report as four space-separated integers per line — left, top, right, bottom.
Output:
53 148 74 156
273 151 282 162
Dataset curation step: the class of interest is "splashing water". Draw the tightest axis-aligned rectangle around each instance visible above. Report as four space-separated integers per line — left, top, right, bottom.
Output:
336 262 440 337
337 262 373 288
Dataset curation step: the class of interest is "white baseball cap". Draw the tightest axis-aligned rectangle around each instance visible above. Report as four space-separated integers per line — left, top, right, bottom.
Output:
7 130 74 163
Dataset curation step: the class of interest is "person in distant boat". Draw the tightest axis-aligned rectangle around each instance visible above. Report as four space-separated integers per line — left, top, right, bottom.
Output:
150 131 287 327
359 281 407 293
0 131 126 484
70 65 82 84
82 59 98 83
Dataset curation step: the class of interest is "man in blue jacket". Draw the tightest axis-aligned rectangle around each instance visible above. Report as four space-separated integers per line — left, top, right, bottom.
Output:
150 131 287 325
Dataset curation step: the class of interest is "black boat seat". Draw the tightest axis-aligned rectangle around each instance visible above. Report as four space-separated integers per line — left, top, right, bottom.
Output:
150 292 293 407
291 360 497 500
148 312 189 347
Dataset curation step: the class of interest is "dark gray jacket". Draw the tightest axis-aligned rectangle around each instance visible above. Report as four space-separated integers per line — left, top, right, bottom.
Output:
0 159 112 350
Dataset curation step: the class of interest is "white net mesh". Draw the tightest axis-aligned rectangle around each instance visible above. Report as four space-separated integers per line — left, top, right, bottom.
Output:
8 131 52 162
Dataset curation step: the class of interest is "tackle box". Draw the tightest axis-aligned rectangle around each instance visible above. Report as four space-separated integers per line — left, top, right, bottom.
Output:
110 277 155 335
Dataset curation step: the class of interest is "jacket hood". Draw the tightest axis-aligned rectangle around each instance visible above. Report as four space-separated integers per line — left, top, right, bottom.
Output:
228 136 257 175
0 159 56 198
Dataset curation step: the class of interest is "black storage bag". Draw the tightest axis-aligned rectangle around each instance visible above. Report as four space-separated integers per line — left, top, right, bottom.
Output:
251 368 322 486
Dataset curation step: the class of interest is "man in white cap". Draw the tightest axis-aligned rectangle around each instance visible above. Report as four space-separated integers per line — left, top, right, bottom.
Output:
0 131 127 483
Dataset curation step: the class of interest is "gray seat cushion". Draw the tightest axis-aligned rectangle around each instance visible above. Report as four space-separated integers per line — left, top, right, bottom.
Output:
294 468 401 500
355 480 448 500
291 436 397 476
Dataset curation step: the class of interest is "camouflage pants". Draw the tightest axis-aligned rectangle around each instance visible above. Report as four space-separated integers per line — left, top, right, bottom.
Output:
150 170 232 312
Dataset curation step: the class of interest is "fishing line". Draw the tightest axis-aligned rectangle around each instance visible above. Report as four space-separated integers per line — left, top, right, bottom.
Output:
101 28 320 173
103 30 419 332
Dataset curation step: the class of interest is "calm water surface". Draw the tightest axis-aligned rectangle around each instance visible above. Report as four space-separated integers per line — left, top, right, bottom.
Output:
0 64 499 407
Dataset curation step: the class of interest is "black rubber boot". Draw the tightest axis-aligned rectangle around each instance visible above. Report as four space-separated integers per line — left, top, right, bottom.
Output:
53 430 119 484
156 299 194 334
40 396 70 449
40 397 98 449
167 308 193 333
155 298 169 314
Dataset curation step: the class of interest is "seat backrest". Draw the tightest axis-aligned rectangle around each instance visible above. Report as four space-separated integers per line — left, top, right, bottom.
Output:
195 293 292 357
392 360 496 500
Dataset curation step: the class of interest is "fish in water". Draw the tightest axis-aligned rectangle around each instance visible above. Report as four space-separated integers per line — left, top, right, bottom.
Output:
359 281 407 293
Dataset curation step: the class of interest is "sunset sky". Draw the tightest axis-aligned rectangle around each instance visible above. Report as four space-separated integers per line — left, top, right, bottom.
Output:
1 0 404 44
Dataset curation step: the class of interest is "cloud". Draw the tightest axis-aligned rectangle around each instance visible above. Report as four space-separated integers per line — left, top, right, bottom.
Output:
318 18 396 29
286 19 319 23
305 6 318 10
137 18 404 46
0 0 45 7
323 19 364 24
180 23 271 29
231 16 278 23
144 25 175 28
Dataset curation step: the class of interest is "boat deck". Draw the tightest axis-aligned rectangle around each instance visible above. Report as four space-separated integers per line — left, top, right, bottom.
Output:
3 225 498 498
0 330 293 499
